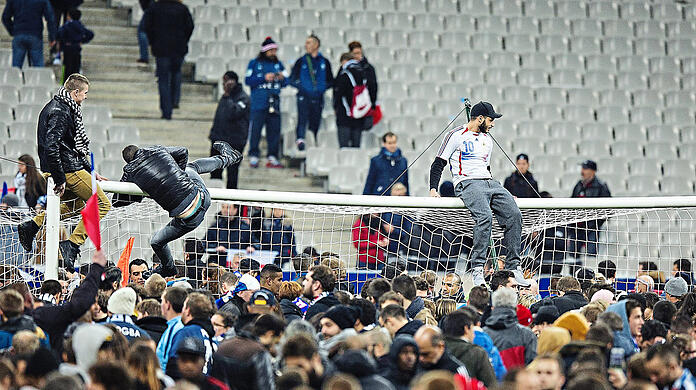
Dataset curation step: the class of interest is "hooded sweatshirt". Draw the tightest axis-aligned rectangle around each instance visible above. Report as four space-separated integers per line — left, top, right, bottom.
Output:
333 349 396 390
483 306 537 369
605 300 639 358
473 329 507 381
383 335 420 390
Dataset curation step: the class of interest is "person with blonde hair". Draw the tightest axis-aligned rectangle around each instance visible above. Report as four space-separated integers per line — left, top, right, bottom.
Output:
127 342 174 390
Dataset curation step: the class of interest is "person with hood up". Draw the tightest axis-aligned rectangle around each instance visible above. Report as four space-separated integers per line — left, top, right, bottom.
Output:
0 289 49 350
605 298 644 359
553 312 590 341
442 309 496 388
483 287 537 369
106 287 152 342
363 132 409 196
166 292 216 379
334 349 396 390
383 335 420 390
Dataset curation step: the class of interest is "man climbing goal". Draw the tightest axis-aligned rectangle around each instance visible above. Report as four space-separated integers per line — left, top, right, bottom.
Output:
429 101 528 287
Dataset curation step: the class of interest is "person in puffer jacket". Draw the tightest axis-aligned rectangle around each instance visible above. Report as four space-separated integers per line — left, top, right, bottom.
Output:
261 208 297 266
483 287 537 369
334 349 396 390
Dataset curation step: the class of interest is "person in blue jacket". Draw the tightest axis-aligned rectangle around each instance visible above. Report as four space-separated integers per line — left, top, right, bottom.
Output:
380 183 415 256
166 292 217 379
56 8 94 81
205 203 257 266
605 299 643 359
363 132 409 196
2 0 57 68
245 36 288 169
261 208 297 266
289 34 333 151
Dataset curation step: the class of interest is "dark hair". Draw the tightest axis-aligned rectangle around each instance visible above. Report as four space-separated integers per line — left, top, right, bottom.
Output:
678 292 696 318
646 342 681 364
348 41 362 51
89 361 134 390
309 265 335 292
586 323 614 346
597 260 617 279
129 258 147 273
308 33 320 46
184 238 205 261
282 333 318 360
653 300 677 325
18 154 45 203
223 70 238 83
638 261 658 272
625 299 642 319
586 283 615 302
213 310 237 329
253 314 285 337
379 304 406 321
100 267 122 291
339 52 353 62
334 290 351 305
644 292 660 309
39 280 61 296
44 372 81 390
381 261 406 281
67 7 81 20
349 298 376 327
670 314 693 335
490 270 514 291
0 289 23 318
382 132 396 143
557 276 582 292
641 320 668 342
122 145 139 163
391 274 416 301
136 299 161 317
675 259 692 272
260 264 282 281
163 287 188 313
597 311 624 331
302 246 319 258
240 258 261 273
441 310 476 337
467 285 490 312
565 373 611 390
367 279 391 302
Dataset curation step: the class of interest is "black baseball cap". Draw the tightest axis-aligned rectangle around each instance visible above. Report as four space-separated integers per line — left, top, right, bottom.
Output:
516 153 529 162
250 289 277 306
177 337 206 357
580 160 597 171
470 101 503 119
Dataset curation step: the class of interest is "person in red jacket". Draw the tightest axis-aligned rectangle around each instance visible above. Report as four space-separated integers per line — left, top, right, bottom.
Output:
352 214 388 270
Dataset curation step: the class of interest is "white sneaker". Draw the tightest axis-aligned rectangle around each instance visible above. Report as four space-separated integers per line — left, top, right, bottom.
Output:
471 267 485 286
513 267 531 287
52 57 61 65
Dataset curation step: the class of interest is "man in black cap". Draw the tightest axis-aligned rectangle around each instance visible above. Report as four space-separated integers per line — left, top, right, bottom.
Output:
429 101 526 287
176 337 228 390
503 153 539 198
570 160 611 256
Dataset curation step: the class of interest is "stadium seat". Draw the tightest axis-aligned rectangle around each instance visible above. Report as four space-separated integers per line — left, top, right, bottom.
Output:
399 0 427 13
20 85 56 104
194 5 225 25
683 75 696 90
451 67 484 84
86 125 108 142
616 72 648 90
0 86 19 105
549 122 579 139
14 104 41 123
4 139 34 157
505 35 536 54
650 73 681 91
602 38 633 57
650 57 681 74
653 3 684 23
530 104 563 121
549 69 582 86
216 24 246 42
504 85 534 102
556 2 586 19
633 90 664 108
524 0 554 18
579 123 609 139
661 177 694 195
664 91 695 108
485 67 517 86
477 15 508 32
328 166 365 193
627 175 661 195
390 64 419 81
616 55 649 74
471 84 503 103
680 142 696 159
567 88 598 106
583 71 614 89
382 12 412 29
517 121 548 137
288 9 320 25
598 90 631 108
306 147 339 176
537 35 568 54
439 83 469 100
8 122 35 142
408 82 436 99
0 50 11 67
388 116 420 134
433 100 463 117
439 32 470 50
564 105 594 123
377 29 407 48
572 19 602 37
334 0 364 11
428 0 458 14
22 68 55 87
190 23 216 42
108 126 140 143
426 49 455 65
0 103 13 122
409 31 437 49
603 20 634 38
511 137 543 153
83 105 112 126
570 37 601 55
508 17 538 35
343 28 376 46
519 53 552 70
380 98 402 115
579 139 611 157
316 131 339 149
492 0 522 16
596 106 629 124
663 159 693 177
195 57 226 83
667 21 696 38
471 33 504 52
553 54 584 70
629 107 662 126
497 102 529 119
635 38 665 57
586 55 617 73
339 148 370 168
664 108 694 126
303 0 334 10
613 124 645 142
401 99 432 117
645 142 678 159
545 139 577 156
668 39 696 57
596 156 629 175
621 3 652 22
538 18 570 36
489 52 520 68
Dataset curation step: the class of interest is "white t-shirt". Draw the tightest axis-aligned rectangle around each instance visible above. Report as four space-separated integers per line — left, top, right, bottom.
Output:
436 125 493 186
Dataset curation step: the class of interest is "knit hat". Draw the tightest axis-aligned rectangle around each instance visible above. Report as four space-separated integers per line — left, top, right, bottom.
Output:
537 326 571 355
553 312 590 340
517 304 532 327
239 274 261 291
261 36 278 52
322 305 358 330
533 305 560 325
591 289 615 304
665 277 688 298
72 324 114 370
107 287 136 315
24 348 59 378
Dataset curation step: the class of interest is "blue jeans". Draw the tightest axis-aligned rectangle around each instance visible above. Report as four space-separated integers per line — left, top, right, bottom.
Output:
295 95 323 140
156 56 183 119
137 16 149 61
12 34 43 68
248 109 281 158
150 156 225 268
455 179 522 270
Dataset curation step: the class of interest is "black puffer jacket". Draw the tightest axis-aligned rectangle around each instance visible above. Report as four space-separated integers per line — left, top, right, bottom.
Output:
279 299 302 324
37 97 91 186
383 335 420 390
135 315 168 343
209 84 250 148
112 146 198 217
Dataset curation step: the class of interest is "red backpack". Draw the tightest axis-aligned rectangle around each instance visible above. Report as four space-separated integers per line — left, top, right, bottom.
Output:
344 69 372 119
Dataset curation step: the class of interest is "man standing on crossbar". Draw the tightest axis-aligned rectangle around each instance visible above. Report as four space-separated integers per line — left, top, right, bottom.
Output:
429 101 528 287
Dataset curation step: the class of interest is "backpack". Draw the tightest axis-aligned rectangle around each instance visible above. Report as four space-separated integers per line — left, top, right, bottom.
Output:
344 69 372 119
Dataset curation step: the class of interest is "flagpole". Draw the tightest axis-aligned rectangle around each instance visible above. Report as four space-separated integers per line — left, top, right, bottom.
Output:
44 177 59 280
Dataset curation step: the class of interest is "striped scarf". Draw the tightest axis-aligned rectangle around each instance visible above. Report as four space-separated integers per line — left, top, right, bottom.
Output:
54 87 89 157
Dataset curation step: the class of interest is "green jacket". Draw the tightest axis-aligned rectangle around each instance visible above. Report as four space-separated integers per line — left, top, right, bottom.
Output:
444 335 497 388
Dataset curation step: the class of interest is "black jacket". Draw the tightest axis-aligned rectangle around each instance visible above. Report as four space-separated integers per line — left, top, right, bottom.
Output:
423 350 466 375
504 171 539 198
551 291 589 315
135 316 168 343
571 177 611 198
279 299 302 324
209 85 250 148
395 319 424 337
143 0 193 58
383 335 420 390
359 57 378 109
304 293 340 321
211 333 276 390
112 146 199 217
33 263 104 352
37 97 91 186
334 350 396 390
333 59 366 128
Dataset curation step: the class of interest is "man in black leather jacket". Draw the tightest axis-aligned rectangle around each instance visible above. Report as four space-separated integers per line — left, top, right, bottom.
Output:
113 142 241 277
18 74 111 271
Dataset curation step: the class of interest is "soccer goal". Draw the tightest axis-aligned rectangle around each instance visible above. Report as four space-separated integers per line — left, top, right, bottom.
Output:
5 179 696 295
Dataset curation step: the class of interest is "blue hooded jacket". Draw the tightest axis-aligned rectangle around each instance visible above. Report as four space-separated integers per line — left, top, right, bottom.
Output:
290 52 333 100
605 300 639 359
245 56 287 112
473 329 507 381
363 147 409 196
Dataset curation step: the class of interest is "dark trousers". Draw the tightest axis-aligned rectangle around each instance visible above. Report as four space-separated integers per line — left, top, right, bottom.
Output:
210 142 244 189
62 46 81 79
338 125 362 148
248 110 281 158
12 34 43 68
156 56 183 119
295 95 323 140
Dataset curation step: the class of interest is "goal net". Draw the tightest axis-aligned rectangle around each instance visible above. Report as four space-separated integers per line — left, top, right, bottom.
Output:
3 182 696 296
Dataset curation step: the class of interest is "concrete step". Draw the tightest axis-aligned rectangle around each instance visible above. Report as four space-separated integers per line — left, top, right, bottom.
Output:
89 80 215 98
82 44 141 58
107 100 217 119
84 62 194 81
80 6 131 27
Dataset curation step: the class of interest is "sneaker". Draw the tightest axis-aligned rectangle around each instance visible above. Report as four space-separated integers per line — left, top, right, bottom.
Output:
154 264 178 278
266 156 284 169
59 240 80 271
17 219 40 252
213 141 243 166
249 156 259 168
471 267 486 286
513 267 531 287
296 139 305 151
52 57 61 65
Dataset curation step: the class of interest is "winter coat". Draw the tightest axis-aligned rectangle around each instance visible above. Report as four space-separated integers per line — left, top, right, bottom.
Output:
112 146 199 217
333 59 366 128
571 177 611 198
56 19 93 50
483 306 537 369
143 0 193 58
383 335 420 390
37 97 92 186
166 318 216 379
2 0 56 40
0 315 50 350
304 293 340 321
106 314 152 342
290 53 333 99
156 316 183 372
359 57 378 109
206 214 256 251
279 298 302 324
423 349 467 375
473 329 507 381
244 56 287 112
209 84 250 148
334 349 396 390
406 297 437 326
33 263 104 352
260 218 297 261
605 301 639 359
503 171 539 198
211 333 275 390
444 335 497 388
135 316 168 343
395 319 424 337
352 217 387 265
363 147 409 196
551 291 588 315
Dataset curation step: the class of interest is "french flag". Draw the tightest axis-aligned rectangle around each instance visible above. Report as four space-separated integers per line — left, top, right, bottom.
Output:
80 153 101 250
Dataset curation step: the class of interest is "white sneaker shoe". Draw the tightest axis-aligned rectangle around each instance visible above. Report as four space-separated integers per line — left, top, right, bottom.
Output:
471 267 485 286
513 267 531 287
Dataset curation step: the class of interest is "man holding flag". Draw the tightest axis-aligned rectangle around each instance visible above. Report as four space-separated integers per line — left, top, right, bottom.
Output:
18 73 111 271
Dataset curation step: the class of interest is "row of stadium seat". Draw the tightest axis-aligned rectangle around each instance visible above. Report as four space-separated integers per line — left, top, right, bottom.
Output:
0 67 56 88
0 103 113 125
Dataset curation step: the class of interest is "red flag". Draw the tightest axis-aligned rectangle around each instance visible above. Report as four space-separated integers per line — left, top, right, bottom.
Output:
117 237 135 287
80 193 101 250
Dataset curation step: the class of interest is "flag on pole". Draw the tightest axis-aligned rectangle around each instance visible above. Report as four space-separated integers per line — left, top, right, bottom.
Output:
1 182 7 199
80 153 101 250
117 237 135 287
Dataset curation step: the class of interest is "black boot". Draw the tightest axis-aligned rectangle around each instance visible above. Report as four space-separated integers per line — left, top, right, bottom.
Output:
153 263 178 278
213 141 243 167
17 220 40 252
59 240 80 271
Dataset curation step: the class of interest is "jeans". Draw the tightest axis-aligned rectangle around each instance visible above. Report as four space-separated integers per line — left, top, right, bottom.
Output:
137 16 149 61
33 170 112 246
12 34 43 68
295 95 323 140
248 109 281 158
150 155 224 268
338 125 362 148
455 179 522 270
156 56 183 119
210 142 244 189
